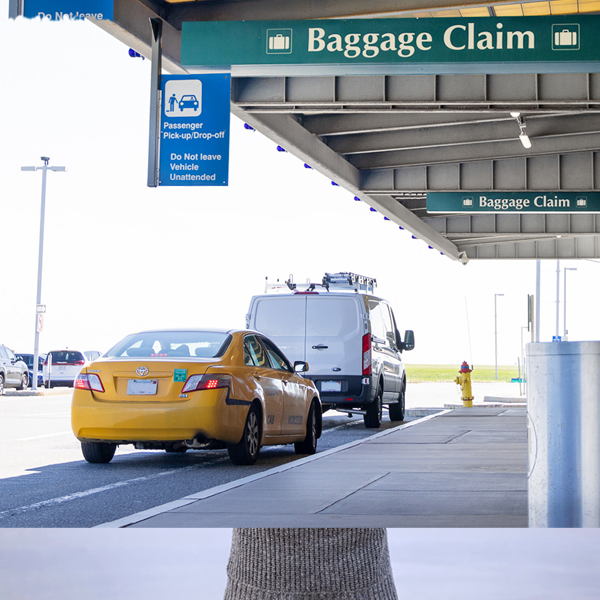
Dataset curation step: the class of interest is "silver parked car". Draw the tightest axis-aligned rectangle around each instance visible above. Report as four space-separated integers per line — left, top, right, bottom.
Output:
0 344 29 394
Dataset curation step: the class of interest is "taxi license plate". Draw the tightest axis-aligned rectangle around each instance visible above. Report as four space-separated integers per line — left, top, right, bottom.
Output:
127 379 158 395
321 381 342 392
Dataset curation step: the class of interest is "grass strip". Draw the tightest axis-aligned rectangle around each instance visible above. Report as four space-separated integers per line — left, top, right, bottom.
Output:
406 364 521 383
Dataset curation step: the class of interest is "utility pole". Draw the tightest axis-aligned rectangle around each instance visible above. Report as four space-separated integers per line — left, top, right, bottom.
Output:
563 267 577 341
495 293 504 380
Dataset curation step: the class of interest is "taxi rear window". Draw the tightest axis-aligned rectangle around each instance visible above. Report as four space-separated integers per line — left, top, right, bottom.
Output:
106 331 231 359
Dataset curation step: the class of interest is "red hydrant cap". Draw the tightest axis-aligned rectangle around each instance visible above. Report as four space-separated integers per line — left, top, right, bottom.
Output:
459 361 472 373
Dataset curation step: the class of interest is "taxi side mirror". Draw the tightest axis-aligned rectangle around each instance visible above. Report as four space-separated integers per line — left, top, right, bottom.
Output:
294 361 309 373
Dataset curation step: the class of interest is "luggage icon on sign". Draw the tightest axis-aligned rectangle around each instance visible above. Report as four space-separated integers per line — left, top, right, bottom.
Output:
552 24 580 50
266 29 292 54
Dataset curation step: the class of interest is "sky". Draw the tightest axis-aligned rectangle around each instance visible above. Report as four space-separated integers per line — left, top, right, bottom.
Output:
2 528 600 599
2 6 600 368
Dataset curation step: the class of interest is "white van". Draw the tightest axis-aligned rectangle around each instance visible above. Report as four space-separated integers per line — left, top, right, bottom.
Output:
246 273 414 428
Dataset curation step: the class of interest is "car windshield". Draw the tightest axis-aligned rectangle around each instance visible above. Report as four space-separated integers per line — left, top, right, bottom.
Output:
105 331 232 359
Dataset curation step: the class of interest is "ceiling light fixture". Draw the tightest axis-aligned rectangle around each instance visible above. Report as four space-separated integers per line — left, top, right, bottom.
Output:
511 112 532 149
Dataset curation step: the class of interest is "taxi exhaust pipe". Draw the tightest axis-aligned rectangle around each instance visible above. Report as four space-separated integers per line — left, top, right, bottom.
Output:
184 436 211 449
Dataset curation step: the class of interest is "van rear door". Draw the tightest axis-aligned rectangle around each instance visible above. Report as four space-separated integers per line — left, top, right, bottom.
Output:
305 295 362 378
251 296 306 363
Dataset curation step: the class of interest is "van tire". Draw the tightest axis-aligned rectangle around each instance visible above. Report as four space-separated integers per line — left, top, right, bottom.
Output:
364 388 383 428
295 401 318 455
389 385 406 422
228 404 261 465
81 442 116 464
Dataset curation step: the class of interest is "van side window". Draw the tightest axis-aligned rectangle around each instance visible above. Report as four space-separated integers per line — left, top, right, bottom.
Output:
380 304 396 345
367 300 387 341
261 338 292 372
244 335 268 368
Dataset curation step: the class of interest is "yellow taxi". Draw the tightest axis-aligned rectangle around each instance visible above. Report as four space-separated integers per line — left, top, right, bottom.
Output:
72 329 321 465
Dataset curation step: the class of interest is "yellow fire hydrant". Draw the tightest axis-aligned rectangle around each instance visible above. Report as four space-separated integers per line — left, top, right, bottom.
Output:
455 361 474 407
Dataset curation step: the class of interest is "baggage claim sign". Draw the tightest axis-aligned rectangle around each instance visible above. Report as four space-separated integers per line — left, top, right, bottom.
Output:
181 16 600 74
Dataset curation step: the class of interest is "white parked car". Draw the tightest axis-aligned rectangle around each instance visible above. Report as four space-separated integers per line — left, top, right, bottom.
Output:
43 350 88 388
246 272 414 428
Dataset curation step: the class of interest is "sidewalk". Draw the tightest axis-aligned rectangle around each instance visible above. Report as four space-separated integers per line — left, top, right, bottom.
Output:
98 381 528 528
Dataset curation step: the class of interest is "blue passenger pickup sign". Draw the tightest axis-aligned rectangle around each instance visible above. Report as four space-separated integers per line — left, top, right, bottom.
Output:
20 0 113 20
159 74 230 186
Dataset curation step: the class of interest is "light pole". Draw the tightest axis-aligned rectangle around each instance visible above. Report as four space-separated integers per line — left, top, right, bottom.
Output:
495 293 504 381
555 260 561 340
21 157 66 390
563 267 577 341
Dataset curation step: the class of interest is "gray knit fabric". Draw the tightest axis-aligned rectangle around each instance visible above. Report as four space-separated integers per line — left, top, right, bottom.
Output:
223 528 398 600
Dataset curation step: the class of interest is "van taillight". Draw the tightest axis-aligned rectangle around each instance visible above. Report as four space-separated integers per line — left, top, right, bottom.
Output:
362 333 372 376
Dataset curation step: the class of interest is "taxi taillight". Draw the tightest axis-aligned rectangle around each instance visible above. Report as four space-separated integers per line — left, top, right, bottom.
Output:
181 374 231 393
75 373 105 393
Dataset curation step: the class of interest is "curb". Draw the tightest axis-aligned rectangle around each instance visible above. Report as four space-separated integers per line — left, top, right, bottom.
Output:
3 388 72 397
95 410 451 528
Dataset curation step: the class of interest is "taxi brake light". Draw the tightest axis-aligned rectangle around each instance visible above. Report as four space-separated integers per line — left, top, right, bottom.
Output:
75 373 105 392
182 373 231 393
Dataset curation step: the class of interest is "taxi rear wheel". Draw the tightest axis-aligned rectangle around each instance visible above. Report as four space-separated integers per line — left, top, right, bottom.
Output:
228 404 261 465
81 441 117 464
295 401 318 455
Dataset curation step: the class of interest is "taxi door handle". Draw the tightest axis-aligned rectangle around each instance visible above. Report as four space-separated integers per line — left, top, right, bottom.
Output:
253 373 261 380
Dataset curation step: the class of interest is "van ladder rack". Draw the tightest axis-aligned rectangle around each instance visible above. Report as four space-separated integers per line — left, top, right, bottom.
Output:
322 272 377 294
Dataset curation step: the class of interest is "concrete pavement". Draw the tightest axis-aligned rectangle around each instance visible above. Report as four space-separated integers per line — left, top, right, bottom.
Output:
98 381 528 528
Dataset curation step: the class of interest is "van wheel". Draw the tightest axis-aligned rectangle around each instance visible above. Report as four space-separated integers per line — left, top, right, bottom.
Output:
295 401 318 455
0 374 4 395
389 386 406 421
228 404 261 465
81 442 116 464
364 388 382 428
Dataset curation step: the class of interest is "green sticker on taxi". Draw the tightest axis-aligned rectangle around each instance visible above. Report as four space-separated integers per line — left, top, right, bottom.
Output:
173 369 187 382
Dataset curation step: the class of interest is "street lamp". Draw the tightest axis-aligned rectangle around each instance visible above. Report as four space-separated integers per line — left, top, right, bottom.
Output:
495 293 504 381
563 267 577 341
21 157 66 390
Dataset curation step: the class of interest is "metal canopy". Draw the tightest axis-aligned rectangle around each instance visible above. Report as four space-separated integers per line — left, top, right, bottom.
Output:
95 0 600 262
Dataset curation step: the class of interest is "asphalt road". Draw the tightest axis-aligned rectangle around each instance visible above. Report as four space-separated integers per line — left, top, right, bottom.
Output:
0 392 410 527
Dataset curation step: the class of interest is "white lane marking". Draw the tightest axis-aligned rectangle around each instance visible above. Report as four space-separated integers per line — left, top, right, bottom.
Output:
16 431 73 442
22 412 71 417
0 463 205 520
321 420 362 434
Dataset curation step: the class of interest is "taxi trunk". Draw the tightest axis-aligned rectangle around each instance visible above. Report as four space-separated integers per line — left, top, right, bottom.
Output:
71 359 247 446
